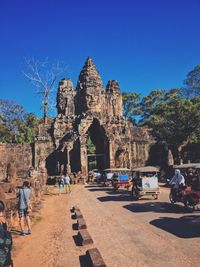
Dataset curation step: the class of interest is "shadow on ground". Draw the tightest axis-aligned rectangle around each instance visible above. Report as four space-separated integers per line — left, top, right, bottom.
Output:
88 188 113 192
123 202 189 214
97 193 132 202
72 223 78 230
85 184 113 191
79 255 91 267
72 234 82 246
150 215 200 238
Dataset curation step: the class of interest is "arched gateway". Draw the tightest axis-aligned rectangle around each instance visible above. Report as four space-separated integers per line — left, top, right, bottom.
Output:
34 58 153 176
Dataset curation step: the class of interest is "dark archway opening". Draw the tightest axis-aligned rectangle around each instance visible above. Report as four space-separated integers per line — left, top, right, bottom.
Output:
46 150 66 176
86 118 109 171
70 139 81 173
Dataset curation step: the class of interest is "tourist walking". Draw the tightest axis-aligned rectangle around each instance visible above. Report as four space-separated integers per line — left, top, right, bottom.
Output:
58 175 65 195
64 174 71 193
0 201 13 267
18 181 32 236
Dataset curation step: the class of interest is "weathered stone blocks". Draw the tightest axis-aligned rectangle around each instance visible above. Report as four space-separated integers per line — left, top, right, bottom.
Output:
78 229 93 246
77 217 87 230
86 248 107 267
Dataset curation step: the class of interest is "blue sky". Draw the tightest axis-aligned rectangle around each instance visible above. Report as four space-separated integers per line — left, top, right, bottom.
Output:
1 0 200 116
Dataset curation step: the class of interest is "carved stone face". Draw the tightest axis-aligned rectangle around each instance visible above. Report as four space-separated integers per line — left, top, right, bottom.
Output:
83 92 100 111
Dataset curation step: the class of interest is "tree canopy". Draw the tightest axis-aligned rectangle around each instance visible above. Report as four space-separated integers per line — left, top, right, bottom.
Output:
122 82 200 163
139 89 200 163
122 92 141 124
0 100 39 143
182 65 200 97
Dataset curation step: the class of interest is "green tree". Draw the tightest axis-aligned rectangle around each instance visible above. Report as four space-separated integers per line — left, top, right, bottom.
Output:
86 137 95 154
143 94 200 163
139 89 165 124
0 100 39 143
122 92 141 124
182 65 200 97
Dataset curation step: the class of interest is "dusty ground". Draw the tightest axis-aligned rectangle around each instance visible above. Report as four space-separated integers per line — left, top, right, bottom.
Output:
12 184 200 267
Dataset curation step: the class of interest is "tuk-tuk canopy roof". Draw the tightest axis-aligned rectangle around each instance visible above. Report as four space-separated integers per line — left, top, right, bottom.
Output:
133 166 159 172
103 168 131 172
173 163 200 169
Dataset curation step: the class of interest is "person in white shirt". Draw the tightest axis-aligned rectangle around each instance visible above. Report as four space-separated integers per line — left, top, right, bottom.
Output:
64 174 71 193
169 169 185 189
169 169 185 200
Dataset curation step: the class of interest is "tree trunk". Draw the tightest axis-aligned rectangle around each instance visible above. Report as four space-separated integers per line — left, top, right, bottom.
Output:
43 102 48 124
169 144 184 165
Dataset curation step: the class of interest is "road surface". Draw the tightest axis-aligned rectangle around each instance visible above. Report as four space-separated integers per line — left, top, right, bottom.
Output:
13 184 200 267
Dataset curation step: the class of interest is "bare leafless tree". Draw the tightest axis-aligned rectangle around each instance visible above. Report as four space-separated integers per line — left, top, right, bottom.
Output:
23 58 64 124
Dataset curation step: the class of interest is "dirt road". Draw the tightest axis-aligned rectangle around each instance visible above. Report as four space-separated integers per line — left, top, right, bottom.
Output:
13 184 200 267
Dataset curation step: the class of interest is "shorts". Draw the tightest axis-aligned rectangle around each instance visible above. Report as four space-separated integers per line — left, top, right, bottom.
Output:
18 208 29 218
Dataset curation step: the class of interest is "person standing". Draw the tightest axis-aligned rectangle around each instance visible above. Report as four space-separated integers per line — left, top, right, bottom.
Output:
0 201 12 267
58 175 65 195
18 181 32 236
64 174 71 193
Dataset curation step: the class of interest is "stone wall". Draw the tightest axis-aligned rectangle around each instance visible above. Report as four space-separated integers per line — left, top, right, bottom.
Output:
34 141 55 174
0 143 32 181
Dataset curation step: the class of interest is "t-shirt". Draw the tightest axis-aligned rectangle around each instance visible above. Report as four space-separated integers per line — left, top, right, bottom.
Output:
18 188 31 210
64 176 70 184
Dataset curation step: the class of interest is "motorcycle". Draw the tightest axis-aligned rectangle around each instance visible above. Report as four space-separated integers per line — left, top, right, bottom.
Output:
169 184 200 211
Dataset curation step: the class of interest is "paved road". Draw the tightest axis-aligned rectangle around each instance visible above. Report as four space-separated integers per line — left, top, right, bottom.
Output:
72 184 200 267
13 184 200 267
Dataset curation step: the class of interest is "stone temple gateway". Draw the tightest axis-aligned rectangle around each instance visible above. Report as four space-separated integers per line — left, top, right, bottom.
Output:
34 58 153 176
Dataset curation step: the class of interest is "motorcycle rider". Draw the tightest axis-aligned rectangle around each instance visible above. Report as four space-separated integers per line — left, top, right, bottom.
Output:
169 169 185 201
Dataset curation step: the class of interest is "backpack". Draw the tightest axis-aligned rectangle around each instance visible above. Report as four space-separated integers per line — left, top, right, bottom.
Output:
0 223 12 267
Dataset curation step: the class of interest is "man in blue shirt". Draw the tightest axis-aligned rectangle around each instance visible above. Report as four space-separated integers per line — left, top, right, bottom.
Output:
18 181 32 236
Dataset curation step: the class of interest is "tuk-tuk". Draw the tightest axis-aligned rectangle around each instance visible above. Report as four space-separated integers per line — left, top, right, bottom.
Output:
101 168 131 187
112 172 131 191
131 166 160 200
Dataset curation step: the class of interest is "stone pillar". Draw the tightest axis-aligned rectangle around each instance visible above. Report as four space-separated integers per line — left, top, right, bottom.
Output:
144 143 150 163
80 136 88 176
109 140 115 168
66 148 71 174
65 142 73 174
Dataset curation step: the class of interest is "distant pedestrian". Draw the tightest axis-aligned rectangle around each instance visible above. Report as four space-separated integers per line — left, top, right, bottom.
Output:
59 175 65 195
64 174 71 193
0 201 13 267
18 181 32 236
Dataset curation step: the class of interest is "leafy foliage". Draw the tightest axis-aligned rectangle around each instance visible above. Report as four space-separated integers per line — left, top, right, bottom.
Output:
140 90 200 163
86 137 95 154
0 100 39 143
182 65 200 97
144 97 200 145
139 89 165 124
121 85 200 163
122 92 141 124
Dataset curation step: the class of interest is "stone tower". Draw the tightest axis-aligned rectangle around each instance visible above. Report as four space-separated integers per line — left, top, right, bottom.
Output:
35 57 153 176
75 57 105 115
56 78 75 117
105 80 123 117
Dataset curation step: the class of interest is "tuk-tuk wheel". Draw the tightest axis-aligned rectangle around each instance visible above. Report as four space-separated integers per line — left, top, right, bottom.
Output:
153 194 158 200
